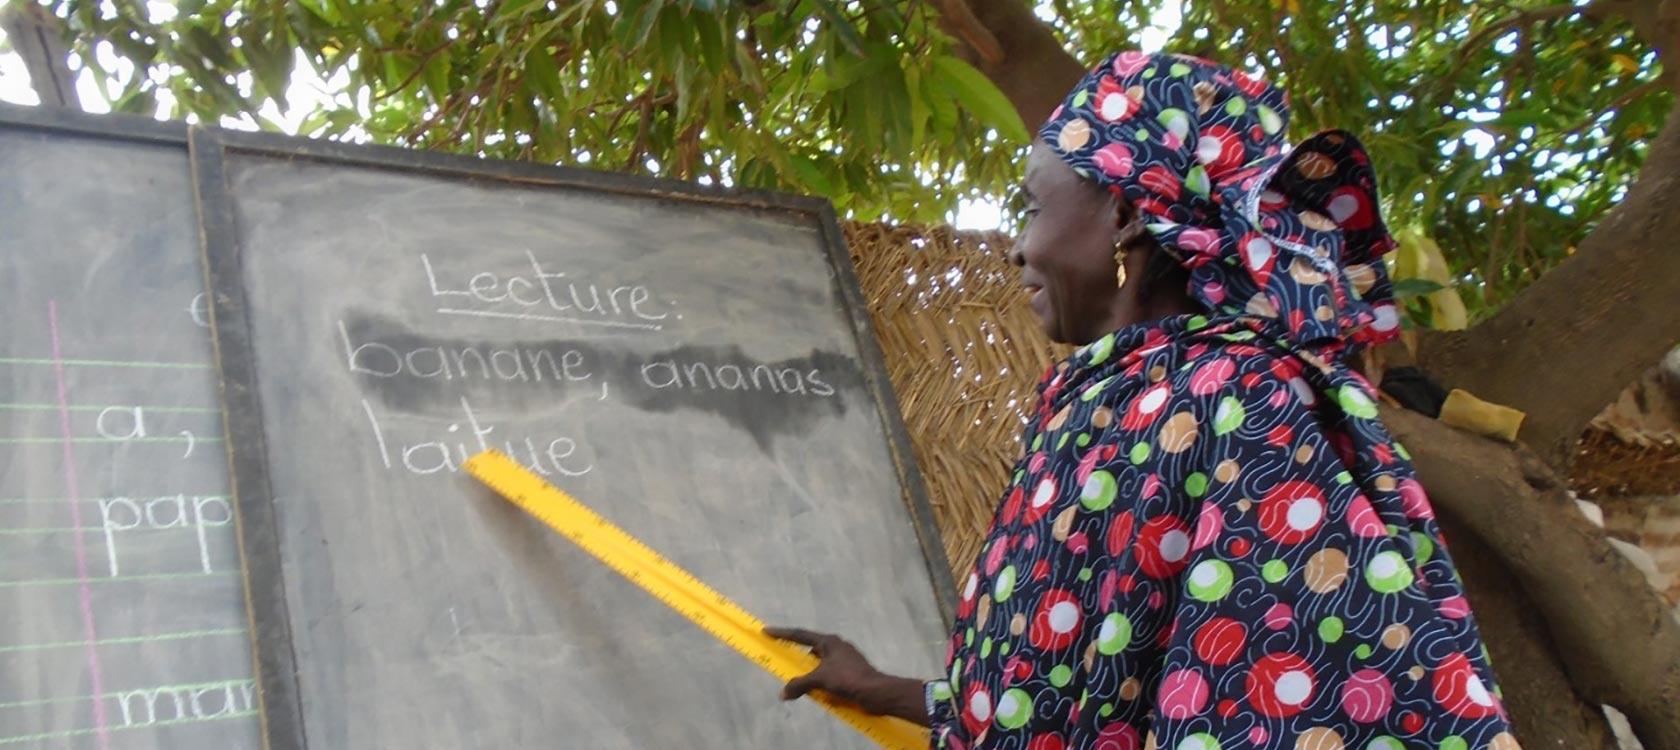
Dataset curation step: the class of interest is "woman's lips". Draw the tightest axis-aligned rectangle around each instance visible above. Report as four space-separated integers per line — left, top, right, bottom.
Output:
1024 284 1047 312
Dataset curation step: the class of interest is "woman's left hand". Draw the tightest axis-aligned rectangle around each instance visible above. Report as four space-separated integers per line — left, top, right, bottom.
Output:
764 626 930 724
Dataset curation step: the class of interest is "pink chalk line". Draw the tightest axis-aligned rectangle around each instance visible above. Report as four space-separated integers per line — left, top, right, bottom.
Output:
47 300 111 750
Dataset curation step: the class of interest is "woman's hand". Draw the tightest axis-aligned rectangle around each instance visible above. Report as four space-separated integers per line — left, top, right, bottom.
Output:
764 626 931 725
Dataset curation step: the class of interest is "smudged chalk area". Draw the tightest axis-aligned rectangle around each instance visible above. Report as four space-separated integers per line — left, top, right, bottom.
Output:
339 312 859 452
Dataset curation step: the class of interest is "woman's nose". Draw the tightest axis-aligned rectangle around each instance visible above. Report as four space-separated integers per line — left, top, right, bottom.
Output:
1007 242 1025 268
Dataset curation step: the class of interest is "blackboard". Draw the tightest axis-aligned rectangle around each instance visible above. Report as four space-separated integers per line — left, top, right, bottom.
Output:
0 106 262 749
192 128 955 748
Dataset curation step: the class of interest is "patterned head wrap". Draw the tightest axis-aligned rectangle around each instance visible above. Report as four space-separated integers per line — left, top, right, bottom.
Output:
1039 51 1401 355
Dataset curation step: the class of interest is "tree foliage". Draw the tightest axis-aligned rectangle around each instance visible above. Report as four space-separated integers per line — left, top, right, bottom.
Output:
55 0 1030 220
44 0 1670 319
20 3 1680 745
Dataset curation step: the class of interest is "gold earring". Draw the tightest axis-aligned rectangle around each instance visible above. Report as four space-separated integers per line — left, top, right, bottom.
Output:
1114 244 1129 288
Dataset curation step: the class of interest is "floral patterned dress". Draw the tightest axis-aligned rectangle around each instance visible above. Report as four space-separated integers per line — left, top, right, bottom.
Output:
924 315 1518 750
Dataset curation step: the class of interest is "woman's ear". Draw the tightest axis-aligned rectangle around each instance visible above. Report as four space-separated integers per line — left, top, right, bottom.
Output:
1112 193 1131 231
1109 193 1135 249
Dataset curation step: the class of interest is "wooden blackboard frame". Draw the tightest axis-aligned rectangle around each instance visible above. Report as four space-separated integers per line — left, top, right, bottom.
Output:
187 125 958 750
0 100 184 144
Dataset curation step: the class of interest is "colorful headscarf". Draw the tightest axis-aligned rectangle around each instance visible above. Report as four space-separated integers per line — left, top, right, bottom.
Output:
1039 51 1401 357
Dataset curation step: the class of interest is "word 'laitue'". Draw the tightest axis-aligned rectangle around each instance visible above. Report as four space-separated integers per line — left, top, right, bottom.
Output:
339 320 594 383
424 250 670 325
640 359 835 397
97 494 231 577
360 396 593 477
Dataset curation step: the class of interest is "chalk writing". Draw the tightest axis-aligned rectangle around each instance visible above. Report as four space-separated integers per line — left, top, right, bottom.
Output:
96 495 232 576
187 293 211 328
339 320 594 383
422 251 671 330
115 680 255 728
359 397 593 478
639 358 836 397
95 407 146 439
89 406 205 457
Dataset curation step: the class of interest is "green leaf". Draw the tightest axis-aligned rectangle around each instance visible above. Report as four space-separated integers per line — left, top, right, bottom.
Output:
1391 278 1446 297
185 26 236 68
785 153 832 194
296 0 337 23
111 86 159 115
694 18 725 77
632 1 664 49
525 45 562 101
656 5 693 67
674 53 694 122
811 0 865 56
382 53 415 91
906 65 928 148
499 0 549 19
735 41 766 92
922 67 957 133
930 54 1028 143
424 51 453 101
238 27 293 106
819 43 889 93
297 109 332 135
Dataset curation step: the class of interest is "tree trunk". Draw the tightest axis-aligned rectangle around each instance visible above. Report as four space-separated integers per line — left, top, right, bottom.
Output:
948 0 1086 126
1417 113 1680 469
1441 527 1620 750
1385 406 1680 749
942 1 1680 745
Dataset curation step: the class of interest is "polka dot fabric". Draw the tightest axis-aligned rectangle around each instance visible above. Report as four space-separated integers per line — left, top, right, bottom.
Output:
923 316 1519 749
1038 51 1404 355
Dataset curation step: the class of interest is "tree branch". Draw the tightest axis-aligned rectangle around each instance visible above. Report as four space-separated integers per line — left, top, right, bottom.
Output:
1384 406 1680 750
1560 77 1666 137
1586 0 1680 82
1440 531 1620 749
1417 105 1680 467
0 3 77 109
945 0 1086 127
624 100 651 170
932 0 1003 66
372 42 453 102
1449 3 1584 81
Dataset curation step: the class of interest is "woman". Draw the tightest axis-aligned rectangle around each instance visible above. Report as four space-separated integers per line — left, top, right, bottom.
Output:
770 51 1518 750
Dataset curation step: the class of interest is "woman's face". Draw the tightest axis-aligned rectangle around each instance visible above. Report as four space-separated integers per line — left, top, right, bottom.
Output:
1012 142 1143 345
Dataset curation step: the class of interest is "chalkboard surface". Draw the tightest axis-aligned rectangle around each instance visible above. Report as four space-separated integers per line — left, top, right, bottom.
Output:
0 107 261 749
193 129 953 748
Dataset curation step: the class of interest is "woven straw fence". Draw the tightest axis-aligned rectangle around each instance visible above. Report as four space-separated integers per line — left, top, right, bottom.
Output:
840 220 1677 580
843 221 1062 575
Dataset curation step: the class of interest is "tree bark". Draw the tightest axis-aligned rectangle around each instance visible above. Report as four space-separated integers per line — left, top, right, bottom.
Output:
0 3 77 108
1586 0 1680 73
944 0 1086 127
1417 113 1680 470
1441 529 1619 750
944 0 1680 743
1385 406 1680 750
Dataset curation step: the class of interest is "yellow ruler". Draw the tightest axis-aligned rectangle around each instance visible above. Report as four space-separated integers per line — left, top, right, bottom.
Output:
463 449 933 750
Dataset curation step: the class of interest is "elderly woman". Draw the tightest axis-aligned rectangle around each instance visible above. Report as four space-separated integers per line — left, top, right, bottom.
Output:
770 52 1518 749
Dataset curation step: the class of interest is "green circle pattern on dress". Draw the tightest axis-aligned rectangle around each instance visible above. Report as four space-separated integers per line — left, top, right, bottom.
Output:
925 312 1514 750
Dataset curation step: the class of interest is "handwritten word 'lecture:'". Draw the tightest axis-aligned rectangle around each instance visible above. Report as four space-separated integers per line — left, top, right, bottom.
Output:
423 250 671 329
